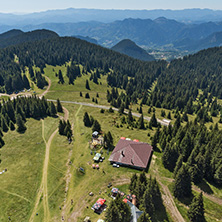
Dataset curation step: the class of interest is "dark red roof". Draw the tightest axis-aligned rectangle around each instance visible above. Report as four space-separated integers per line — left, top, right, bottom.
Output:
109 139 153 169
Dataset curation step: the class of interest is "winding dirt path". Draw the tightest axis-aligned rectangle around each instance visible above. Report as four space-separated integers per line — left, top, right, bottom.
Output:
28 75 68 222
62 106 81 222
40 75 52 98
157 179 185 222
29 107 69 222
161 176 222 206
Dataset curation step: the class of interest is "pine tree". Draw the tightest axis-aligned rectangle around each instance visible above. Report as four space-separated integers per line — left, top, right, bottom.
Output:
138 114 145 129
1 116 8 132
173 165 192 199
142 186 155 216
188 192 205 222
16 113 27 133
214 164 222 184
58 70 64 84
151 132 158 150
134 180 146 207
129 173 138 191
9 121 15 131
85 79 90 90
150 113 158 127
0 136 5 148
162 144 179 172
118 103 125 114
56 98 63 113
105 201 120 222
127 109 133 123
16 104 26 122
85 93 90 98
161 110 166 117
64 123 72 139
180 132 193 162
22 75 30 89
83 112 91 127
0 129 3 137
92 120 101 132
93 73 98 84
106 131 113 148
174 155 183 178
105 194 131 222
58 120 66 135
49 102 57 116
182 112 188 122
139 171 147 186
29 66 35 80
167 111 172 120
148 107 152 114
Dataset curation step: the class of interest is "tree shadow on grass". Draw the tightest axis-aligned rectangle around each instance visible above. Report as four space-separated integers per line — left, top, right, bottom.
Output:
178 193 194 206
196 180 213 194
152 194 170 222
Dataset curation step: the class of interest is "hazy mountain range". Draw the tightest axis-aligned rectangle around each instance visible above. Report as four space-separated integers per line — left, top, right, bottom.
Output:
13 17 222 51
1 8 222 53
1 8 222 26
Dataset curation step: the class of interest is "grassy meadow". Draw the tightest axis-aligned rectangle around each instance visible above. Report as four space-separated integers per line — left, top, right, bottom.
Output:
0 63 221 222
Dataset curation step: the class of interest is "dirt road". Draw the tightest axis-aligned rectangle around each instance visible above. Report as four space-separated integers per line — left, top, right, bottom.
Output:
47 100 170 126
29 101 69 221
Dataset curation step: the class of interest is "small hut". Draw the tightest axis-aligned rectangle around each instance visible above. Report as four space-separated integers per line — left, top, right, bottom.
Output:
92 131 99 138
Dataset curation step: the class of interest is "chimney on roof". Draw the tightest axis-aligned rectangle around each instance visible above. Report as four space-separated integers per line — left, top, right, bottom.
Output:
131 159 134 165
132 195 136 206
121 151 125 157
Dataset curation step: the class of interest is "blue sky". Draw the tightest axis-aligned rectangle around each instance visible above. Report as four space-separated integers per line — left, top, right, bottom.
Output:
1 0 222 13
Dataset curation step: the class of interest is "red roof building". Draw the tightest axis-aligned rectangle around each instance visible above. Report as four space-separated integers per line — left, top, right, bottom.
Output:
108 139 153 170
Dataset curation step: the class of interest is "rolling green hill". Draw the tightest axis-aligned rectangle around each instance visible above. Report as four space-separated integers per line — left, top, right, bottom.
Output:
0 29 59 48
111 39 155 61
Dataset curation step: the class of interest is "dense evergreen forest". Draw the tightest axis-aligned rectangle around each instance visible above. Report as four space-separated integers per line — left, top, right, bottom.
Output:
159 117 222 186
1 35 222 118
152 47 222 110
0 36 165 93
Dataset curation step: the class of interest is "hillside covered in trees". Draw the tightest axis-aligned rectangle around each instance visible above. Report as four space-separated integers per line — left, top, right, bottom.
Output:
1 34 222 118
0 36 166 93
0 29 59 48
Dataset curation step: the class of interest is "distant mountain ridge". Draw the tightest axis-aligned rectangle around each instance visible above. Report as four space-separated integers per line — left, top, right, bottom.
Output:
18 17 222 50
111 39 155 61
174 31 222 51
0 29 59 48
74 35 98 44
2 15 222 52
1 8 222 26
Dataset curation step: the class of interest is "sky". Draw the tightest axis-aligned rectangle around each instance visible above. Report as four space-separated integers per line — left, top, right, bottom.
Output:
1 0 222 13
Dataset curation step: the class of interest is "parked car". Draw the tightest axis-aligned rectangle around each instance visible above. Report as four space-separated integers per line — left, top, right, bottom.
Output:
113 163 120 168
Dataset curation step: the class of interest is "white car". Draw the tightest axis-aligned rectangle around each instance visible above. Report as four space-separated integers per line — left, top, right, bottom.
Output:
113 163 120 168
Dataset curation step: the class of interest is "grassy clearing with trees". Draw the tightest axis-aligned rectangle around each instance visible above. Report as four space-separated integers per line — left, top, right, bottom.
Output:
0 119 45 221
